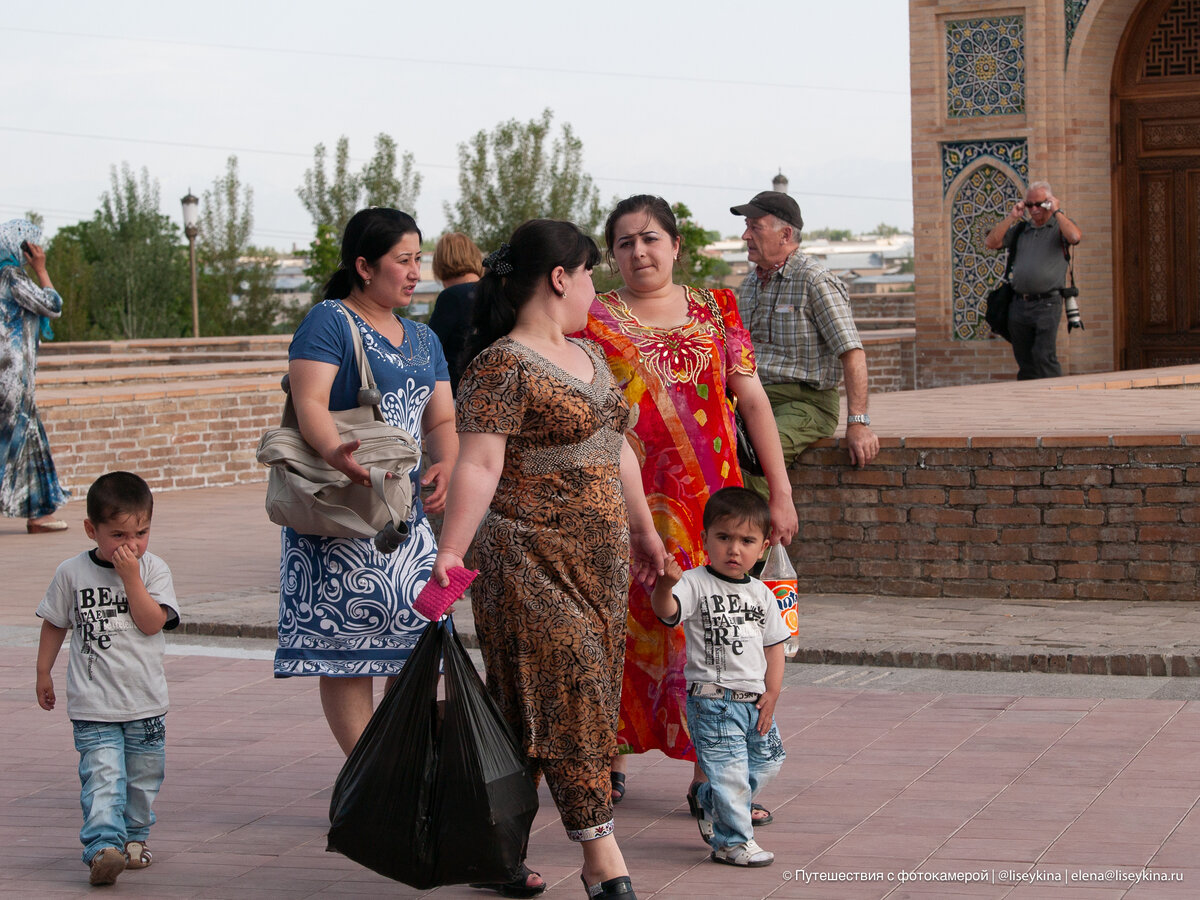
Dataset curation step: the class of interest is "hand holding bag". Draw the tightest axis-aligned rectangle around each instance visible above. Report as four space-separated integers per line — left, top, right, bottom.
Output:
256 303 421 550
327 620 538 888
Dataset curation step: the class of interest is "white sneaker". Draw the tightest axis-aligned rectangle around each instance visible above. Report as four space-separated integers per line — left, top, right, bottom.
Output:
711 839 774 867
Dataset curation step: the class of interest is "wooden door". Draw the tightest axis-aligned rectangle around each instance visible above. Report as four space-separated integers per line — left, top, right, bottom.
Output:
1114 0 1200 368
1119 96 1200 368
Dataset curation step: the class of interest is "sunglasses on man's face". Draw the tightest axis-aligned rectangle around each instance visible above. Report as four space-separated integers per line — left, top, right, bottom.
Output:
1030 200 1053 210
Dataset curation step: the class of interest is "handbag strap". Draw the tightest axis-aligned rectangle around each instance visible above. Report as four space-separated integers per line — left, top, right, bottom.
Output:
1002 221 1025 281
334 302 385 421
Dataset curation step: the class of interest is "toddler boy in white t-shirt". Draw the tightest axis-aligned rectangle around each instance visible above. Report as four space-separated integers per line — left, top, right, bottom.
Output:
650 486 788 868
35 472 180 886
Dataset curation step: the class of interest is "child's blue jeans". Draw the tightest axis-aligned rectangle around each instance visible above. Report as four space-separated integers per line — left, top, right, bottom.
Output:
72 716 166 864
688 692 785 850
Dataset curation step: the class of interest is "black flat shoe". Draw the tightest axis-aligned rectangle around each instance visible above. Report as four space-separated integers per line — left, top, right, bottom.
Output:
581 874 637 899
609 771 626 804
471 864 546 898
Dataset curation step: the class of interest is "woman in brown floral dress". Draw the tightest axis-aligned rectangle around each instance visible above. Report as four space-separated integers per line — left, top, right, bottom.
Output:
432 219 666 900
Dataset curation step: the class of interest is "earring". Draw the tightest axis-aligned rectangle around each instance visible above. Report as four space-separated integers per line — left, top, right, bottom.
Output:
365 278 371 286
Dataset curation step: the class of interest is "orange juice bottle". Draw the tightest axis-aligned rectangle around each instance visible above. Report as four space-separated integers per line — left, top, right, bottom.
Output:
760 543 799 658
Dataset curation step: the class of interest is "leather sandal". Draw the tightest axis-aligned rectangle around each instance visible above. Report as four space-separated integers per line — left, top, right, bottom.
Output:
751 802 774 826
124 840 153 869
470 864 546 898
580 874 637 898
685 781 714 842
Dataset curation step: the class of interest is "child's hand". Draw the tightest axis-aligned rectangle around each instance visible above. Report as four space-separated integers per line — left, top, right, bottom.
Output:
111 545 141 583
36 673 55 710
756 690 779 736
660 556 683 587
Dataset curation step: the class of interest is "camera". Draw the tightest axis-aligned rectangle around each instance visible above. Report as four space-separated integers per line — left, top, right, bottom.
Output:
1062 287 1084 331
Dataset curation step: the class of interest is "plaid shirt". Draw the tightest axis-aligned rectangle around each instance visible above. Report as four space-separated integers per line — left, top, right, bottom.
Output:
736 250 862 390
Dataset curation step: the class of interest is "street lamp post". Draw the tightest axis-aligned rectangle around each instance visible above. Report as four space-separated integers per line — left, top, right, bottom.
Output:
181 191 200 338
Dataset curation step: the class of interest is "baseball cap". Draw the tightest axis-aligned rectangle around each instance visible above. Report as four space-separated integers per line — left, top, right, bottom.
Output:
730 191 804 231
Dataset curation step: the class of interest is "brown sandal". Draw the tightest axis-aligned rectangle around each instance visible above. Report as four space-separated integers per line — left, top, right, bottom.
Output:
123 840 153 869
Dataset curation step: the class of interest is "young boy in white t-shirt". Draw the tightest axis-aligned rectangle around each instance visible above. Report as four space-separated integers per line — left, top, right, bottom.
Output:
35 472 180 886
650 486 788 868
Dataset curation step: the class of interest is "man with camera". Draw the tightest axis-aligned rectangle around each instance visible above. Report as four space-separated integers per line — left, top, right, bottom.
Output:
984 181 1083 379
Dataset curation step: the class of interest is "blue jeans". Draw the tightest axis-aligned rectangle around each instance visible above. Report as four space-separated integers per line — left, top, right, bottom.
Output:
688 693 786 849
72 717 166 864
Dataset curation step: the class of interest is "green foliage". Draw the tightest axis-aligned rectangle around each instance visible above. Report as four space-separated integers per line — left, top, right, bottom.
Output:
297 137 360 238
301 223 341 309
298 134 423 299
43 224 98 341
360 134 422 213
673 202 731 288
197 156 279 335
803 227 854 242
873 222 903 238
44 164 189 340
443 108 603 251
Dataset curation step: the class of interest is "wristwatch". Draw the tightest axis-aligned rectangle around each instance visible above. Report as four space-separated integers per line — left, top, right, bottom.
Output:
847 414 871 426
1053 209 1066 218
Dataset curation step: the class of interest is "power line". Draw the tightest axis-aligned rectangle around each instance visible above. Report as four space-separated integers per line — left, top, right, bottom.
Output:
0 125 912 205
2 26 909 97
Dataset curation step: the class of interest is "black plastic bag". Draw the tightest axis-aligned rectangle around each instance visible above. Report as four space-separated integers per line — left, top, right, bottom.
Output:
327 620 538 888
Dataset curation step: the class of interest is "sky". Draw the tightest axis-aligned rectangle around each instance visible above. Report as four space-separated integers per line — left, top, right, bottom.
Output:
2 1 913 253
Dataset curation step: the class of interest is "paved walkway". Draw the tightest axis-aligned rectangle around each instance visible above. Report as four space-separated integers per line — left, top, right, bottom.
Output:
2 366 1198 897
5 482 1197 677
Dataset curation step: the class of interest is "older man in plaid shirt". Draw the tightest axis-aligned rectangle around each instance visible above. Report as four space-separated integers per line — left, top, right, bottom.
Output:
730 192 879 491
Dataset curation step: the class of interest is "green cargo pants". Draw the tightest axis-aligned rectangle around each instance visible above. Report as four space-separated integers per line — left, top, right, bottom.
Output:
741 382 839 500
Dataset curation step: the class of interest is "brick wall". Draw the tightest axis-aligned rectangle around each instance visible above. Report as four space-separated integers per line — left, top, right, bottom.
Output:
851 292 915 320
864 333 917 394
40 383 278 495
909 0 1137 388
788 437 1200 601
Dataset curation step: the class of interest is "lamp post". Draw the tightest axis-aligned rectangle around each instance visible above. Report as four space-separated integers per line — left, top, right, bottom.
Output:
181 191 200 338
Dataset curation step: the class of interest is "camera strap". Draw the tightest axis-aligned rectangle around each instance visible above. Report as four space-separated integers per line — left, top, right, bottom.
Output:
1063 239 1076 294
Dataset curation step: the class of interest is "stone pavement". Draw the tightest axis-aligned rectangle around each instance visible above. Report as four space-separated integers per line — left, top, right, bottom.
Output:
5 483 1198 677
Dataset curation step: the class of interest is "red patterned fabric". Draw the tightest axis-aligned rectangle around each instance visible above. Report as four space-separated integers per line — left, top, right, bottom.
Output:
581 287 755 760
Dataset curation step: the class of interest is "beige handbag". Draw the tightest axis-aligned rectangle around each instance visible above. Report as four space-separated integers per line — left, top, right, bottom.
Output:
256 303 421 552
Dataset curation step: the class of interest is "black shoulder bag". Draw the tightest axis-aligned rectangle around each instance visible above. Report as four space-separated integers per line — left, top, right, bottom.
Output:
985 221 1025 342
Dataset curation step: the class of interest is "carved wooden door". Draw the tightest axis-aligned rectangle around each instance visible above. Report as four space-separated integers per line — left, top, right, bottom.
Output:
1115 0 1200 368
1119 96 1200 368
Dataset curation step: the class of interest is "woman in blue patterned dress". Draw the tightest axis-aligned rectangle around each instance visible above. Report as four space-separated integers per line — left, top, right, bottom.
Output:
274 208 458 755
0 219 70 532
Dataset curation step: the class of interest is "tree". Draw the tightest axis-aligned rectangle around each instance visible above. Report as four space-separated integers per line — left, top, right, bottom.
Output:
674 203 731 288
872 222 903 238
444 108 603 251
298 136 360 238
43 224 97 341
360 134 422 212
804 227 853 242
198 156 278 334
80 165 190 339
298 134 424 301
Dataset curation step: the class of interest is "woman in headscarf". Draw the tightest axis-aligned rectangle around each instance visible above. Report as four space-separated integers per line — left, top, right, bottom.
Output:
0 219 69 532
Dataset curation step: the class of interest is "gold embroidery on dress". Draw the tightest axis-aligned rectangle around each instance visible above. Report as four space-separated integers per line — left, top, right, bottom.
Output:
601 288 720 387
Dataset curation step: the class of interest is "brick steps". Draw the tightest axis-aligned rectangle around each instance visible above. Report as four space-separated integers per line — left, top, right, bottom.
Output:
37 360 287 390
